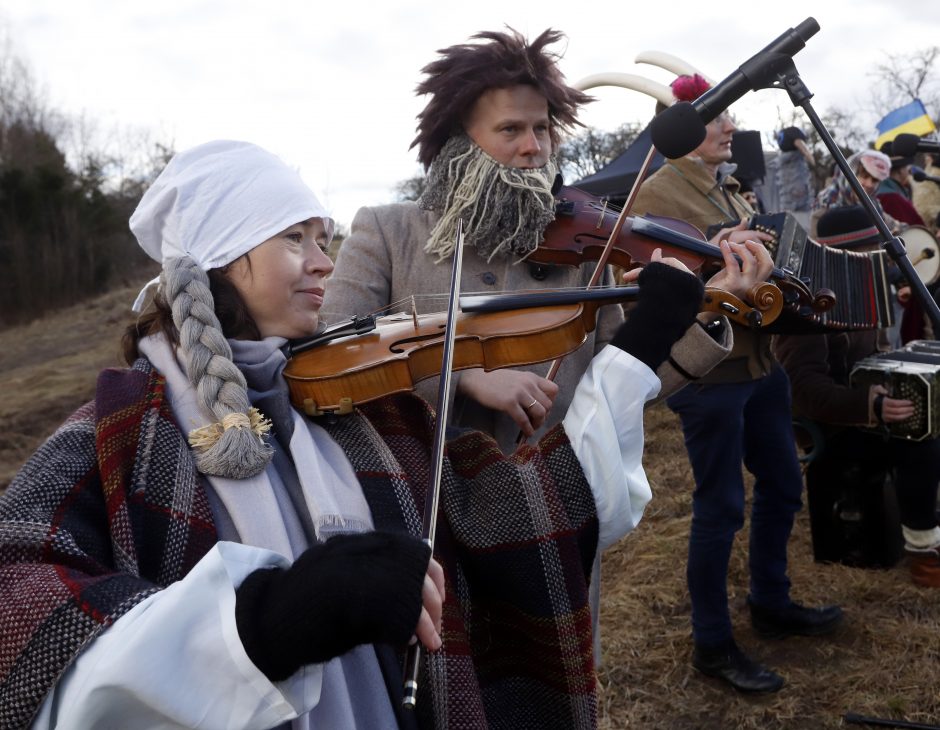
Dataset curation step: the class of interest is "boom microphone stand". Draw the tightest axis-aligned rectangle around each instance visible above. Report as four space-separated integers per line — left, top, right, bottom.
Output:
749 46 940 333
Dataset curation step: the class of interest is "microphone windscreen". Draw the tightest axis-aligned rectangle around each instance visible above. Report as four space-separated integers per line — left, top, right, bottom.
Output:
892 133 921 158
650 102 708 159
912 166 927 182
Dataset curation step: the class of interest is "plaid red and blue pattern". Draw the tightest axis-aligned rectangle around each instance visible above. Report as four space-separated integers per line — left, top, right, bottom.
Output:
1 360 601 729
0 361 217 729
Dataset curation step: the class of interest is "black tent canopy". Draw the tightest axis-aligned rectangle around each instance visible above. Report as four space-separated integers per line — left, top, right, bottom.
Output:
572 124 663 199
572 127 766 201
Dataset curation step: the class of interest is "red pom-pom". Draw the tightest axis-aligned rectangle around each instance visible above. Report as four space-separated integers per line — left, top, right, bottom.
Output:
670 74 711 102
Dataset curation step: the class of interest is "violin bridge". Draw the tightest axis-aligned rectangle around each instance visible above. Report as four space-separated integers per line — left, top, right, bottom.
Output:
595 199 609 229
410 295 419 329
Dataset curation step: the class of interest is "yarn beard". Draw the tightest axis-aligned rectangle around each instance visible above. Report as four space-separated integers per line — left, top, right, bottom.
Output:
418 134 558 262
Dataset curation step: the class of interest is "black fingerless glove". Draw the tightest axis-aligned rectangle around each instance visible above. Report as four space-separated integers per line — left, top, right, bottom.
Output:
611 262 705 371
235 530 431 681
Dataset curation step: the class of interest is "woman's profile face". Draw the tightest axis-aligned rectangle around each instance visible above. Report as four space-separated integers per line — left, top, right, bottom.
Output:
225 217 334 339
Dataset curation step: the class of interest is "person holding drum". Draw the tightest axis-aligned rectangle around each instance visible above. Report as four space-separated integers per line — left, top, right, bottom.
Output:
877 152 939 341
877 153 924 226
774 204 940 589
814 148 929 344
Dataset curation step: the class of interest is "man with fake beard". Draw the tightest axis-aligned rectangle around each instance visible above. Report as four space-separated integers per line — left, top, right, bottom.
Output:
323 29 745 452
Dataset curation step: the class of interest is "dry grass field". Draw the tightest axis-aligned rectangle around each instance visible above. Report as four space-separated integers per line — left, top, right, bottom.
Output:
2 283 939 728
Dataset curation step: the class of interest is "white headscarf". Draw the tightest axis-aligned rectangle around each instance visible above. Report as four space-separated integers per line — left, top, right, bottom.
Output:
127 140 334 479
132 139 332 268
130 140 333 309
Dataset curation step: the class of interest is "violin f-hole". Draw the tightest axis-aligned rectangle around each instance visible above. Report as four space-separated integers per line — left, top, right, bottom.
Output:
389 327 447 354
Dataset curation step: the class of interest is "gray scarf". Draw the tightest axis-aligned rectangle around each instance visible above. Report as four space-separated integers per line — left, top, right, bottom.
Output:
140 334 374 556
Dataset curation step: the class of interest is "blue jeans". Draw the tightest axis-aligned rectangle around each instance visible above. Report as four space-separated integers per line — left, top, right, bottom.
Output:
666 365 804 647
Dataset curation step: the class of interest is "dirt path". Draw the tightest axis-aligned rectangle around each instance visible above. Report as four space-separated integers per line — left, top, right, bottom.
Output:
0 284 140 488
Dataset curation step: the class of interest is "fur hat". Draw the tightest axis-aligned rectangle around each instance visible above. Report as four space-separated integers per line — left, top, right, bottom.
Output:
816 205 883 248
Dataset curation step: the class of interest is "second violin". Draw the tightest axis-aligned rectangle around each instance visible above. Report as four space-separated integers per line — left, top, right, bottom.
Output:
528 185 833 317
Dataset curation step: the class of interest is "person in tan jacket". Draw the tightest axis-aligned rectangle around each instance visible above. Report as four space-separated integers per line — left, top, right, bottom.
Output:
631 74 843 694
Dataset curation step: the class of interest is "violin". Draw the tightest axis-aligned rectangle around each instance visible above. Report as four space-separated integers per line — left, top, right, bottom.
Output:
285 294 621 416
283 284 775 416
528 186 835 316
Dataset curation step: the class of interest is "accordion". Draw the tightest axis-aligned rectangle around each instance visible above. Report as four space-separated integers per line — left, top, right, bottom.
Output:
753 212 896 333
710 212 896 333
850 340 940 441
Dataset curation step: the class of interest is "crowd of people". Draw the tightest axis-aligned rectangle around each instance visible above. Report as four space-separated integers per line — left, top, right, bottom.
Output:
1 25 939 730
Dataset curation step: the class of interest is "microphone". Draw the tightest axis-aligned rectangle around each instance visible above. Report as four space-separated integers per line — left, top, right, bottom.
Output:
650 18 820 159
892 133 940 157
912 165 940 187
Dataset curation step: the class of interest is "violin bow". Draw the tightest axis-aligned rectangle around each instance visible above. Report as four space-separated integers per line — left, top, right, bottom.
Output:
402 219 465 711
516 144 660 444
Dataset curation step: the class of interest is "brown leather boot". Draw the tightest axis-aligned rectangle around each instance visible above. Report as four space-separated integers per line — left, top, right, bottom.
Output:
906 546 940 588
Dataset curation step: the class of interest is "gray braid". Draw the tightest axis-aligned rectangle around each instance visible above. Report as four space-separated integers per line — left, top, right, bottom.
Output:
163 256 272 478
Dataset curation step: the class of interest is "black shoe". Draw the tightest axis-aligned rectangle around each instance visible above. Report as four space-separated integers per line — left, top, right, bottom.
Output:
747 597 844 639
692 640 784 693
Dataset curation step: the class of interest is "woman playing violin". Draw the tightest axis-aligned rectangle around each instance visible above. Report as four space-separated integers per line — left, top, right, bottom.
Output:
1 139 754 729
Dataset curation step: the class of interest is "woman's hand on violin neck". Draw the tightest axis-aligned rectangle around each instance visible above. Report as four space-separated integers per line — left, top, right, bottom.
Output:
621 247 694 284
457 368 559 437
415 557 445 652
704 240 774 299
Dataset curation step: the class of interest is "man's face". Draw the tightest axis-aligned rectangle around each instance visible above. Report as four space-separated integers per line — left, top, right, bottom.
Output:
694 112 736 166
464 85 552 169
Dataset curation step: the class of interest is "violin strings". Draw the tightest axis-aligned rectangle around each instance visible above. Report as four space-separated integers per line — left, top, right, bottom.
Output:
378 286 624 315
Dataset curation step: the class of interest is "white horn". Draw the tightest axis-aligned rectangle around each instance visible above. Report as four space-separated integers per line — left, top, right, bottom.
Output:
572 73 674 107
634 50 714 85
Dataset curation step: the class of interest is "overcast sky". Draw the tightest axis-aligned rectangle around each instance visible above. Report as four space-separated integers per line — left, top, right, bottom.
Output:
3 0 939 226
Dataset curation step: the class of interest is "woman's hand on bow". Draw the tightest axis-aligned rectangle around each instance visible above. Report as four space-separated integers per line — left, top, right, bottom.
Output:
414 557 445 651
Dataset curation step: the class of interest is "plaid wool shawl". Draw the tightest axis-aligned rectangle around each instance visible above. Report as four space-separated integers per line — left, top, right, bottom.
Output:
0 360 600 729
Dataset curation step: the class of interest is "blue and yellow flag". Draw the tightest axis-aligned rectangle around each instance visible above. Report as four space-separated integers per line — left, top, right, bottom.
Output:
875 99 937 150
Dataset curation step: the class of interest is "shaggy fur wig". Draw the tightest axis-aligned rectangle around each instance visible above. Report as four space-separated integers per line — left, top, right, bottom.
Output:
410 28 591 169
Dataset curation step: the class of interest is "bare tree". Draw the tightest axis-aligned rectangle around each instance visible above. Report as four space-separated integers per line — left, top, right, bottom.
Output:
868 47 940 119
0 24 170 327
394 174 426 203
557 121 644 181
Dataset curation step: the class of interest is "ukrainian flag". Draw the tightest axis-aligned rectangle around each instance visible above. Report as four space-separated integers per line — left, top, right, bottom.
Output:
875 99 937 150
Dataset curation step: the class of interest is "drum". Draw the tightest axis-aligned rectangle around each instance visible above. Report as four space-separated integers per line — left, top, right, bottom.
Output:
899 225 940 285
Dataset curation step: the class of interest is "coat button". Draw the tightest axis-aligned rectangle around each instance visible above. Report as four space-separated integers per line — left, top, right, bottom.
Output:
481 271 497 286
528 264 552 281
